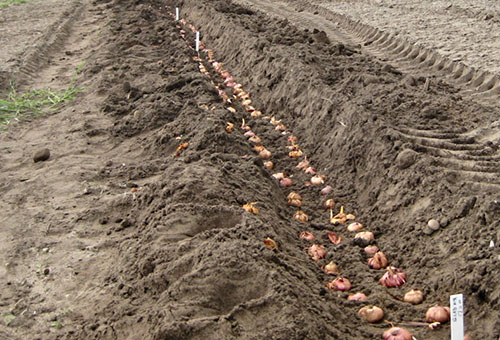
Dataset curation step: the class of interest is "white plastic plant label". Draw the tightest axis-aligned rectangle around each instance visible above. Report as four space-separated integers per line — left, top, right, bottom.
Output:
195 31 200 52
175 8 179 20
450 294 464 340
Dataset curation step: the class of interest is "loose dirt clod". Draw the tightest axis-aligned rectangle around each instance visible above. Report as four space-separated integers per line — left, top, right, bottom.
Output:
33 148 50 162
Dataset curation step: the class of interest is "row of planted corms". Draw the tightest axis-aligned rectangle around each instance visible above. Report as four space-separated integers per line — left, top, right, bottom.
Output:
167 8 458 340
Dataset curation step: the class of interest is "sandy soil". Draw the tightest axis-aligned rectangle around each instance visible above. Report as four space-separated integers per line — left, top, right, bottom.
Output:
317 0 500 75
0 0 499 340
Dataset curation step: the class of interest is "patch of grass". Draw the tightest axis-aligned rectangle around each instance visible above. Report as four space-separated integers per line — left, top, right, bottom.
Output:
0 63 85 130
0 0 30 8
0 86 83 129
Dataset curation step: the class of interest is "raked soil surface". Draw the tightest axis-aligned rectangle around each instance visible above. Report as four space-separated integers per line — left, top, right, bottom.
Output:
0 0 499 340
316 0 500 75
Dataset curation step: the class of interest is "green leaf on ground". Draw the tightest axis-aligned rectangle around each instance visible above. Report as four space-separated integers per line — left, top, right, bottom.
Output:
50 321 63 329
3 313 16 326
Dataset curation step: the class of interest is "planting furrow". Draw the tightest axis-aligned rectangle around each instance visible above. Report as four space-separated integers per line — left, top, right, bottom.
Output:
171 10 461 339
90 6 335 336
75 1 498 339
174 15 339 227
3 0 499 339
174 1 500 338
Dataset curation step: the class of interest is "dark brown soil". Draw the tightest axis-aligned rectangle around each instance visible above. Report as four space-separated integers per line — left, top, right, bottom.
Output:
0 0 498 339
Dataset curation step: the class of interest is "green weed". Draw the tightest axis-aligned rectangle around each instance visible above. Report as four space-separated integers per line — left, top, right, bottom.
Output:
0 0 30 8
50 321 63 329
0 62 85 130
0 85 83 129
3 313 16 326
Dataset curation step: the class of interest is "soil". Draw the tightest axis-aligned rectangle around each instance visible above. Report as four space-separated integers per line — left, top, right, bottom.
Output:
0 0 83 90
317 0 500 75
0 0 499 340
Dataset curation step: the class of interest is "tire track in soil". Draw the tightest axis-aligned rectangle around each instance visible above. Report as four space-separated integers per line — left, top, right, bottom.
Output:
391 125 500 191
13 0 84 87
235 0 500 102
234 0 500 195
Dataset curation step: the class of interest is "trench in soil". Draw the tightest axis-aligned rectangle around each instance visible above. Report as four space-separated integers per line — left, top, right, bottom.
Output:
2 0 499 339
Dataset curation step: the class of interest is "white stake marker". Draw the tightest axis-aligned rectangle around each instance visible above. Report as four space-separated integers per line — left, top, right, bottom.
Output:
195 31 200 52
175 7 179 20
450 294 464 340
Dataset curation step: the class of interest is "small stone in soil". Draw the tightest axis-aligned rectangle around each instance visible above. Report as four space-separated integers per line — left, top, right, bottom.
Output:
395 149 418 169
33 148 50 162
427 219 440 230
